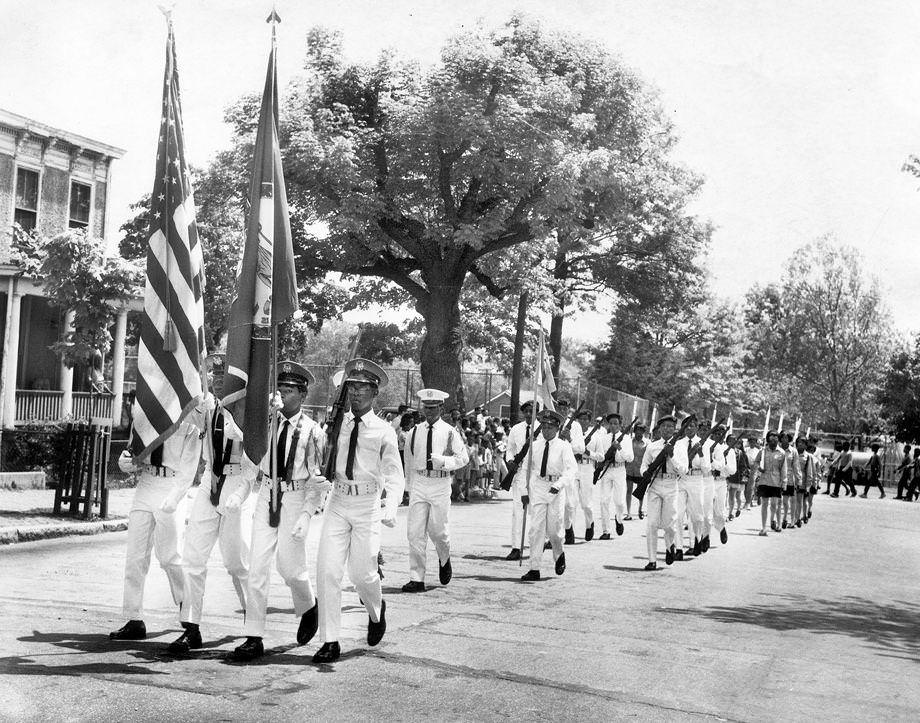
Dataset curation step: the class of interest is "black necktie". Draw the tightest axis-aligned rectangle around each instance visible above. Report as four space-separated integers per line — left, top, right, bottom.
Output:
276 419 289 479
540 440 549 477
150 444 163 468
346 415 361 480
426 424 434 471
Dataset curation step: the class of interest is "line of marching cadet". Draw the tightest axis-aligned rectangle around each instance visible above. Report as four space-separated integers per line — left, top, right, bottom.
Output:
106 358 822 664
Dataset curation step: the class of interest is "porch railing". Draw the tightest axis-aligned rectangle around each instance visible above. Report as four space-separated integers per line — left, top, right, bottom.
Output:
15 390 114 425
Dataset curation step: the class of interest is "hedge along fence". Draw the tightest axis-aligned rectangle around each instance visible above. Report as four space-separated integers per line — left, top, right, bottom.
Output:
0 422 68 484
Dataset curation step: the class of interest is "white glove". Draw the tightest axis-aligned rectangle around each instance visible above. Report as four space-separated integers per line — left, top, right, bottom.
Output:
309 473 332 494
221 488 246 512
159 488 185 514
428 454 447 470
381 513 397 529
270 391 283 411
291 511 312 540
201 392 216 413
117 450 137 474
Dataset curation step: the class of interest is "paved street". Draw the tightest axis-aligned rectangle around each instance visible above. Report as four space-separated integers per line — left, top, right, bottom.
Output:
0 491 918 722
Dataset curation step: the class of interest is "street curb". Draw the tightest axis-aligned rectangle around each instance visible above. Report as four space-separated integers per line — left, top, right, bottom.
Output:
1 517 128 545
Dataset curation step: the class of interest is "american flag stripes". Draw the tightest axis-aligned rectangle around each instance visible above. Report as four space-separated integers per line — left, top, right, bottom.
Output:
130 22 206 459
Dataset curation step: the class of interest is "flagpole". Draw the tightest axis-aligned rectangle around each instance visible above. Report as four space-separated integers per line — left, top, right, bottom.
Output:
520 329 543 565
267 11 280 521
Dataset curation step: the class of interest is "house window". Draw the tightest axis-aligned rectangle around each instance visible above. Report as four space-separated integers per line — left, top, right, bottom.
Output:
14 167 39 232
69 181 92 229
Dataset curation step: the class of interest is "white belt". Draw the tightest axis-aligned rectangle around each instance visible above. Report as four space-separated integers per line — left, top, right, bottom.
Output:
578 460 594 466
658 472 679 480
140 464 177 478
538 474 561 483
415 469 451 478
334 480 379 496
688 469 704 476
215 463 243 475
262 477 311 492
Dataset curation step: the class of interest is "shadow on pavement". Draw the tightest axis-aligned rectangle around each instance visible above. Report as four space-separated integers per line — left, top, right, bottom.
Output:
462 553 514 562
657 594 920 662
603 565 653 574
453 573 527 583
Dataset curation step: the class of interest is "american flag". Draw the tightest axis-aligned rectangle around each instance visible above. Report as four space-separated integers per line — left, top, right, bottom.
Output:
130 22 206 459
535 329 556 412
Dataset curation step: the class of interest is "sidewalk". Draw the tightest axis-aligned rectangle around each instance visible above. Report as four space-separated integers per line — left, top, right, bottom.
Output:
0 487 133 545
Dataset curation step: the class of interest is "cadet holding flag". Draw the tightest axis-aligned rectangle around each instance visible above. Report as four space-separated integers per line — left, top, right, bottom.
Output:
402 389 469 593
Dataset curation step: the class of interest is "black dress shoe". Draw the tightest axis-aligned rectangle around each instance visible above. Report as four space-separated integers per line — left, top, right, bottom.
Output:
701 535 710 553
564 527 576 545
599 532 611 540
584 523 594 542
520 569 541 581
312 641 340 663
615 520 624 536
367 600 386 646
229 636 264 662
720 528 728 544
110 620 146 640
543 540 552 551
665 545 675 565
684 547 695 557
693 539 702 556
166 623 202 654
675 548 684 561
297 604 319 645
439 558 452 585
555 552 566 576
644 561 657 571
401 580 426 593
505 548 521 561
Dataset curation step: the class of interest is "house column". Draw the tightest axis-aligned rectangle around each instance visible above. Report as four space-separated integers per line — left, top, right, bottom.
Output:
110 307 128 426
2 286 23 427
59 310 75 418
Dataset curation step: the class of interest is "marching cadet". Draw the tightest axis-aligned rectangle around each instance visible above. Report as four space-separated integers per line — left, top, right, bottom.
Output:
793 436 813 526
587 413 634 540
313 359 405 663
401 388 469 593
168 356 252 655
709 425 733 546
574 413 603 541
697 424 719 553
230 362 328 663
556 401 585 545
625 423 648 520
639 415 689 570
676 415 705 558
110 400 204 641
779 433 796 528
503 394 538 561
520 409 577 581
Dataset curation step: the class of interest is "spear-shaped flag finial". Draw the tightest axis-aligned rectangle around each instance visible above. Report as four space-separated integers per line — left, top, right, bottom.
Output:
266 7 281 24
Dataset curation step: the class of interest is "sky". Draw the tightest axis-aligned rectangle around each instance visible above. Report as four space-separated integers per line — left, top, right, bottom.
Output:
4 0 920 338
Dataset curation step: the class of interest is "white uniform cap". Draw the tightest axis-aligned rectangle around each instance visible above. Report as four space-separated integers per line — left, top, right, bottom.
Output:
417 388 449 405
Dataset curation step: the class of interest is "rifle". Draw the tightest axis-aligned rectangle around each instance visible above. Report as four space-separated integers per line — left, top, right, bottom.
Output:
632 415 695 502
499 421 542 491
321 332 362 480
578 417 602 463
686 417 727 470
593 416 640 484
558 400 587 441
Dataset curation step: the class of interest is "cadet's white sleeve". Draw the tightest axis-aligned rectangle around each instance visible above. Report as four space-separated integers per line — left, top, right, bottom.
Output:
558 442 578 488
712 444 727 474
616 436 634 465
381 426 406 520
724 448 737 477
639 443 657 476
569 423 585 456
588 434 607 463
671 438 690 476
438 427 470 472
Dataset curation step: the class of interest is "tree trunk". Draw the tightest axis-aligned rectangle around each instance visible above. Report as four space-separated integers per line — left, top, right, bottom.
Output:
509 291 529 424
549 243 569 381
419 284 465 411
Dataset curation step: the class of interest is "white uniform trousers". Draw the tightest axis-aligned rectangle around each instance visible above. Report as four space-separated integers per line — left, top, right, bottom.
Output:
243 484 315 637
510 472 528 550
563 473 580 531
316 491 383 644
711 476 727 536
180 476 250 625
675 475 705 549
701 475 715 537
645 479 678 563
528 490 565 572
597 464 627 532
122 474 186 619
572 462 596 530
407 476 451 582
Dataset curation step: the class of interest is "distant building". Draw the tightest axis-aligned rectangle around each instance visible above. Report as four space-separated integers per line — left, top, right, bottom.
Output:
0 108 132 428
